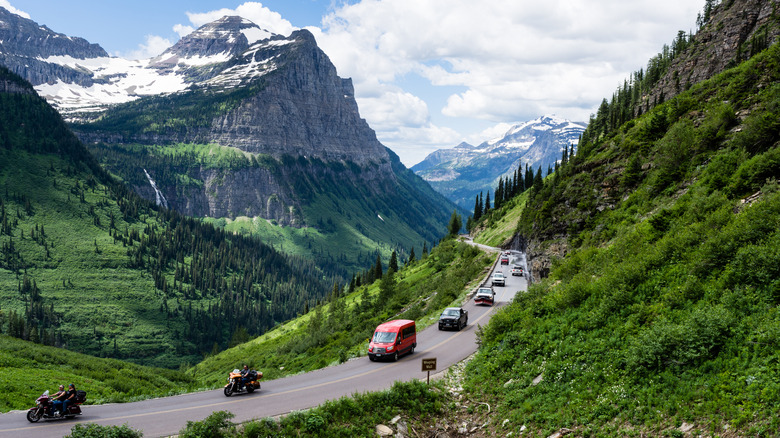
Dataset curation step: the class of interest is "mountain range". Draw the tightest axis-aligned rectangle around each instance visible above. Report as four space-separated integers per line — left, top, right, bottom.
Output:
413 115 586 210
0 7 457 274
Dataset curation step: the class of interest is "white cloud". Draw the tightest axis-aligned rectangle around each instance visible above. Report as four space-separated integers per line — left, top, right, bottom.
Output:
182 2 296 36
0 0 29 19
173 24 194 38
313 0 702 161
121 35 174 60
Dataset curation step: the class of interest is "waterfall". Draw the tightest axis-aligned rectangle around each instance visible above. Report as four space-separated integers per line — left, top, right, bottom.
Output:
143 169 169 208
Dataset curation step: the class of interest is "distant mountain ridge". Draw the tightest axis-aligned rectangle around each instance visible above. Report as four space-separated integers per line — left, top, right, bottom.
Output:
413 115 586 210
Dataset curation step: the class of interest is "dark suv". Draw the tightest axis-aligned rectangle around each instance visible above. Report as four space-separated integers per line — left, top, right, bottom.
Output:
438 307 468 330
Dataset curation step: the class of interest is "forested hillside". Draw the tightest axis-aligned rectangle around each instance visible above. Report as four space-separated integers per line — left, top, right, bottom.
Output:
463 21 780 438
0 66 330 368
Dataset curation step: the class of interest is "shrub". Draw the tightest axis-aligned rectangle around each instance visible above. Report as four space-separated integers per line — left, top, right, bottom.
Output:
66 423 143 438
177 410 235 438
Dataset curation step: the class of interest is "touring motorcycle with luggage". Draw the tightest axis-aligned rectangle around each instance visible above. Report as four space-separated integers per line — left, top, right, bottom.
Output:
26 390 86 422
224 368 262 396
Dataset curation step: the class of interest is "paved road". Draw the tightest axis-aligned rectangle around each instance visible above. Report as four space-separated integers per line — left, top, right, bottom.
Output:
0 251 527 438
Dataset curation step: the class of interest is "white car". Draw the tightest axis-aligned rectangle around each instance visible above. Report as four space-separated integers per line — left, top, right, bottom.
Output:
474 287 495 305
491 272 505 287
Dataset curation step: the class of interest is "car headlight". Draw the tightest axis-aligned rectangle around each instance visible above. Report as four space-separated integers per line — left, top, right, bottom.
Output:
387 346 394 351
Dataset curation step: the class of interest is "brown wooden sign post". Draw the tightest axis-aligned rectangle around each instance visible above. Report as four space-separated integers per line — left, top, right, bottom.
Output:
422 358 437 384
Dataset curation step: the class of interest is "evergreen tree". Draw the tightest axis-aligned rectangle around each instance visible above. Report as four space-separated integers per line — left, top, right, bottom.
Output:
533 165 543 188
447 210 462 236
389 250 398 273
373 254 383 281
485 192 491 212
407 247 416 265
495 177 504 209
378 267 396 302
525 164 533 190
473 194 482 220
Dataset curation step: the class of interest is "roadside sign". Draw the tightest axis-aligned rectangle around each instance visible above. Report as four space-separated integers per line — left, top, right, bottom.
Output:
422 358 437 384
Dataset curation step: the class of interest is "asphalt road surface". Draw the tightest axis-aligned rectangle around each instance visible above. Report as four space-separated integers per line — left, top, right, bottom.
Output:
0 250 527 438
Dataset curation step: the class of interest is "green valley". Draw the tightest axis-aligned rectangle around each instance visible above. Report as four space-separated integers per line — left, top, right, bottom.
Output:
0 67 330 368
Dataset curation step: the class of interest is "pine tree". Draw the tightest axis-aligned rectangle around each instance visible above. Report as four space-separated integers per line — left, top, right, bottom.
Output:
373 254 383 280
495 177 504 209
533 165 543 188
485 192 491 212
407 247 416 265
389 250 398 272
473 194 482 220
448 210 462 236
525 164 533 190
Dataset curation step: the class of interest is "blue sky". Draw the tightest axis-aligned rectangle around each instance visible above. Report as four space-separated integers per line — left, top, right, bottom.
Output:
3 0 704 166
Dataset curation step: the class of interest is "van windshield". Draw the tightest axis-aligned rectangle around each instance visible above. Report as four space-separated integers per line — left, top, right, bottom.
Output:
372 331 396 343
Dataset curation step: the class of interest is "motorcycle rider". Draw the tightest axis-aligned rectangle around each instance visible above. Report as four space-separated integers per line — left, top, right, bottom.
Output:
239 364 250 389
60 384 77 415
51 385 67 416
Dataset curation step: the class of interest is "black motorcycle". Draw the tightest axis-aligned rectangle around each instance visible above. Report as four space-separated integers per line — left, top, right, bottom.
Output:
26 390 86 422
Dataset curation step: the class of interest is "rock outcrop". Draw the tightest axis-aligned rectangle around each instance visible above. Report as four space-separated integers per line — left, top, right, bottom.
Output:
643 0 780 107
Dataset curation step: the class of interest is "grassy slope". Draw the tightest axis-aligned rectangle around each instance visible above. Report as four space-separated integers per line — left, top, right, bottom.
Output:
0 335 195 412
190 238 493 387
473 192 529 247
462 43 780 437
0 148 179 363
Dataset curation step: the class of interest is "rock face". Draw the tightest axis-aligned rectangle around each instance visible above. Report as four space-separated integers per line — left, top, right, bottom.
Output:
205 30 390 167
413 115 585 210
643 0 780 108
0 6 107 86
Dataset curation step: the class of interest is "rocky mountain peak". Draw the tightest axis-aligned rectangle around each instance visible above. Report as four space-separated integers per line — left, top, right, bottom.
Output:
0 6 108 59
154 15 275 65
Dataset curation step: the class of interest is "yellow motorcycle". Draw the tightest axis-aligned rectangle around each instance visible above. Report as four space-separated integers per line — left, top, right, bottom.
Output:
223 369 262 396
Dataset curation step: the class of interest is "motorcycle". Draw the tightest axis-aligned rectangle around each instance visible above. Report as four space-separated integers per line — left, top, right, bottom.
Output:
223 369 262 396
26 390 86 422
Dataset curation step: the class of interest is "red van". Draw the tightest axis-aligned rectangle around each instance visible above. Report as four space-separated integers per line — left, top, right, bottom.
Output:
368 319 416 362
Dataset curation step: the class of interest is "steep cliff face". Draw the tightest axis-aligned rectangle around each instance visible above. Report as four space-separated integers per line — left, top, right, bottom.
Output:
205 30 391 167
644 0 780 106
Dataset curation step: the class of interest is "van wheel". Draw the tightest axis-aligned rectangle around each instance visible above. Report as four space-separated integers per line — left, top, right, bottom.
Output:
369 355 375 362
409 345 414 354
392 352 398 362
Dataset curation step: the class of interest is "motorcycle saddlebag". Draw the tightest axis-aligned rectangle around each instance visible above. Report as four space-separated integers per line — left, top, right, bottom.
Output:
76 390 87 403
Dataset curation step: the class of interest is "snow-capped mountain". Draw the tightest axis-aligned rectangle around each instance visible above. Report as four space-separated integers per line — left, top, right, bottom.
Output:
412 115 586 211
0 8 289 116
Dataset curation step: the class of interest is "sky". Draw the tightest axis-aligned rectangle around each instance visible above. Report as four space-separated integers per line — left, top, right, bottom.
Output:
3 0 704 166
